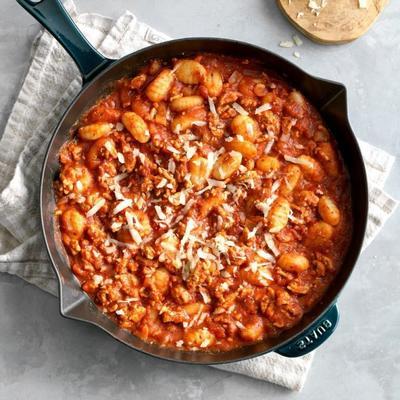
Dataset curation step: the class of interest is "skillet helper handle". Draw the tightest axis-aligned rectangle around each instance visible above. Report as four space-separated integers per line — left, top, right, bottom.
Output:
275 304 339 358
16 0 112 83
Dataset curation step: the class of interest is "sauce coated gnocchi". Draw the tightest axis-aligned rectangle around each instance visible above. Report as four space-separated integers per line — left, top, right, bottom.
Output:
55 54 352 352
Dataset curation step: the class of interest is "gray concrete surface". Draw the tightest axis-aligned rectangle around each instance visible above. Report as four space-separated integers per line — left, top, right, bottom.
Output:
0 0 399 399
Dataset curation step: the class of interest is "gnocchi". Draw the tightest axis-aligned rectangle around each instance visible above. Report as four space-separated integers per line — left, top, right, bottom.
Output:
78 122 113 140
145 69 174 102
121 112 150 143
175 60 206 84
212 151 243 180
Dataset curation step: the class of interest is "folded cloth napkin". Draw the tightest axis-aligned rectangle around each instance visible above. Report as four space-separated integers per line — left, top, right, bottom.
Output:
0 0 398 391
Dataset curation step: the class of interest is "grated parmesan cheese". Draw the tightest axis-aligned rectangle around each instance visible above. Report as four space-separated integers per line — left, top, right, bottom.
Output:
255 103 272 114
293 35 303 47
114 173 128 182
232 102 248 116
279 40 294 48
264 139 275 154
256 249 275 262
167 145 180 154
155 205 167 220
75 180 83 192
117 152 125 164
192 120 207 127
125 212 142 245
113 199 132 215
208 97 217 116
86 198 105 217
186 146 197 160
156 178 168 188
167 159 176 174
264 232 280 256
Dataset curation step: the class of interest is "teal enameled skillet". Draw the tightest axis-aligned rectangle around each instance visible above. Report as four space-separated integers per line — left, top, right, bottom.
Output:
17 0 368 363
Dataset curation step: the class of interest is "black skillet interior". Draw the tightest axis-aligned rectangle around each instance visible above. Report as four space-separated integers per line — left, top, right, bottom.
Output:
40 37 369 364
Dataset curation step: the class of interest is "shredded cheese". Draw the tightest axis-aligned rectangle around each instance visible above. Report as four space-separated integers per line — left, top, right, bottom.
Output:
86 198 105 217
264 232 280 256
255 103 272 114
232 102 248 116
279 40 294 48
208 97 217 116
167 145 180 154
113 199 132 215
125 212 142 245
117 152 125 164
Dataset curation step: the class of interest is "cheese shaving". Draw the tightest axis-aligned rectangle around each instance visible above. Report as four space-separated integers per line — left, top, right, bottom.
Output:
206 178 226 188
256 249 275 262
199 287 211 304
167 145 180 154
86 198 105 217
75 180 83 192
125 212 142 245
156 178 168 188
208 97 217 116
113 199 132 215
279 41 294 48
264 139 275 154
264 232 280 256
155 205 167 220
293 35 303 46
186 146 197 160
232 102 248 116
108 238 136 249
114 173 128 182
255 103 272 114
167 159 176 174
117 152 125 164
192 120 207 127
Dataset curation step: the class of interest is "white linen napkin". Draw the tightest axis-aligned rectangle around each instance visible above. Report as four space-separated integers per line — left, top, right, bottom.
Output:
0 0 397 391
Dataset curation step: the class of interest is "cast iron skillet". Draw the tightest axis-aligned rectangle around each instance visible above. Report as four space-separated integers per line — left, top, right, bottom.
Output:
17 0 368 363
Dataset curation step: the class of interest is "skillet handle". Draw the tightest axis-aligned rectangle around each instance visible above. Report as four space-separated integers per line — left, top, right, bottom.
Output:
16 0 112 83
275 304 339 358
